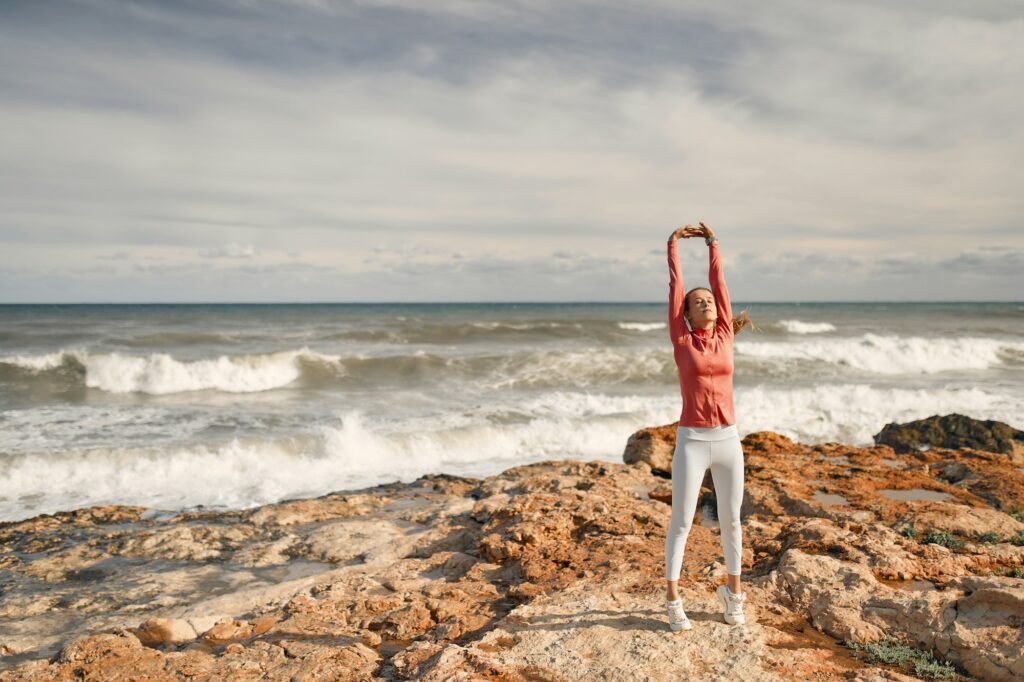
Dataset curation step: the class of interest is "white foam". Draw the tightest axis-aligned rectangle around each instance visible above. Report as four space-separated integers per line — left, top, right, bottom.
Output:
737 334 1024 374
0 405 203 454
736 383 1023 446
0 350 82 371
87 348 346 394
469 321 581 330
777 319 836 334
4 384 1022 522
618 322 666 332
0 348 350 394
0 404 673 522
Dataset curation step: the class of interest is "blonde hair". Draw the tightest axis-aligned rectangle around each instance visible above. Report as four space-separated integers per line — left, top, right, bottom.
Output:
684 287 757 335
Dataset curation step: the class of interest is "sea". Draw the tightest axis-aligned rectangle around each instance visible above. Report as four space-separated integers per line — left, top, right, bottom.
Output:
1 302 1022 522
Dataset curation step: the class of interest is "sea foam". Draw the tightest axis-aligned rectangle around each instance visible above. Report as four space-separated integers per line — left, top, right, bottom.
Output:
737 334 1024 374
778 319 836 334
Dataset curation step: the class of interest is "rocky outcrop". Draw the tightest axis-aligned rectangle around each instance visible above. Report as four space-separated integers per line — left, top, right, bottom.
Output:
1 416 1023 681
874 413 1024 463
621 422 677 472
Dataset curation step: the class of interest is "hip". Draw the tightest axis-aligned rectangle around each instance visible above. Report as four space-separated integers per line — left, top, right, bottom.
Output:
676 423 739 442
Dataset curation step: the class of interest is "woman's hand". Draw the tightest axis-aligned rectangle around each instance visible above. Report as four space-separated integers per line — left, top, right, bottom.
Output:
671 224 699 240
672 222 715 240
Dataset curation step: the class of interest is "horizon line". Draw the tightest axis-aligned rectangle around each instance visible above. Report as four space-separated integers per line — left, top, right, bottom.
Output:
1 300 1021 306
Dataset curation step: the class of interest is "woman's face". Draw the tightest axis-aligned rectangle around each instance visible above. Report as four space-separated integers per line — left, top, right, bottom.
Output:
685 289 716 326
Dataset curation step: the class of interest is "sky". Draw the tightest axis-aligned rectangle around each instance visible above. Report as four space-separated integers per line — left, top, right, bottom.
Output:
1 0 1022 302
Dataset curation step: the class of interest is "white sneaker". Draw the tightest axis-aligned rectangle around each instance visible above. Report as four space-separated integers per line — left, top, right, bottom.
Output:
665 598 692 631
716 585 746 625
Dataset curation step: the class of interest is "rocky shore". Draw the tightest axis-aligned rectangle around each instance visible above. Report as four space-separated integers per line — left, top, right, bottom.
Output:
1 413 1023 681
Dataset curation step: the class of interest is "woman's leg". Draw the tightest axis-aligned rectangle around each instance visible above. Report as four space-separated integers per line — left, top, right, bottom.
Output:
709 434 745 594
665 433 710 600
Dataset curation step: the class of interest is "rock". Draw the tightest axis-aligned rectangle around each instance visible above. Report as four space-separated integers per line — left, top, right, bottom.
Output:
56 630 143 664
133 618 198 646
874 413 1024 461
622 422 677 471
301 518 408 564
913 504 1024 537
202 617 253 642
742 430 803 455
769 548 1024 681
186 614 230 636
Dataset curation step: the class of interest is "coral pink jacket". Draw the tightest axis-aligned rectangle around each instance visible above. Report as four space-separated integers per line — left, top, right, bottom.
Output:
667 237 736 427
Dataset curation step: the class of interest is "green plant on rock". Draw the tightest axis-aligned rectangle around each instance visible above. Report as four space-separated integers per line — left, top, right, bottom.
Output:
844 636 961 680
975 531 1002 545
1006 507 1024 524
900 525 918 539
920 530 965 550
1009 531 1024 547
1012 566 1024 579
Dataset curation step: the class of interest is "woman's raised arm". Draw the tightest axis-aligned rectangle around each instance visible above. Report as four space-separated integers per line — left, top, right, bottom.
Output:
703 222 733 335
667 228 687 343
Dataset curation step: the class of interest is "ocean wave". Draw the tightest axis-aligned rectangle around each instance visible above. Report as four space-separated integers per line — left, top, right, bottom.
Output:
617 322 666 332
736 334 1024 374
0 346 677 395
480 348 671 389
0 348 347 395
737 383 1022 446
110 332 239 348
0 407 661 522
4 332 1022 398
0 351 76 371
323 320 590 345
469 321 583 330
777 319 836 334
4 382 1022 521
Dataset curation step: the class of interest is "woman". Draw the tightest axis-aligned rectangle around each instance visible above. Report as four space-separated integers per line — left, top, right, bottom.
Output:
663 221 754 632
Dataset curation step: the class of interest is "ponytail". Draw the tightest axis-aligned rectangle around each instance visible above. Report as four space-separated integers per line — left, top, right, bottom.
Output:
732 308 757 335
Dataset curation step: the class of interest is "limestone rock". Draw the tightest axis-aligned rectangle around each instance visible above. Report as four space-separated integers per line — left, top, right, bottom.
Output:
875 413 1024 461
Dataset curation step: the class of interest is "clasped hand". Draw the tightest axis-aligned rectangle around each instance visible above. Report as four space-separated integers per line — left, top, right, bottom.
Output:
671 222 715 241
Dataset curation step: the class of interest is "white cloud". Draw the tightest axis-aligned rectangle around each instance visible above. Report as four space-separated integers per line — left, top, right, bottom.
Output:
0 0 1021 301
199 243 258 259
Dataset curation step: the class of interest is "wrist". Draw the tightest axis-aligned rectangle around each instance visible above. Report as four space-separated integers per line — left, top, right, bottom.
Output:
705 235 717 245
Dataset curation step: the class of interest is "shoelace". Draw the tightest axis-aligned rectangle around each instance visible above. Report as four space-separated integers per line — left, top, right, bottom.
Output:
723 590 745 616
666 601 689 625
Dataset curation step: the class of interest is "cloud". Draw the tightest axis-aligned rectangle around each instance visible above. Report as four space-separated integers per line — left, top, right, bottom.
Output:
199 243 258 259
0 1 1021 301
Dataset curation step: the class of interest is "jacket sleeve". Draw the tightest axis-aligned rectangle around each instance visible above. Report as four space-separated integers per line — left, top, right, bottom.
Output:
708 239 733 337
667 238 686 343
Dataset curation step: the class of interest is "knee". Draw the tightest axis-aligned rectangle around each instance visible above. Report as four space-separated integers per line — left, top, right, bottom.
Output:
720 513 742 532
668 515 693 537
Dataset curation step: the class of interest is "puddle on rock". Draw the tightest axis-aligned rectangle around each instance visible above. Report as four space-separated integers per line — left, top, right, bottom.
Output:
811 490 849 506
822 455 851 466
878 488 952 503
881 458 907 469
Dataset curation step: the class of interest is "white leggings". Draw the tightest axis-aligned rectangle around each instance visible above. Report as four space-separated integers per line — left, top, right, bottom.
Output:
664 424 745 581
